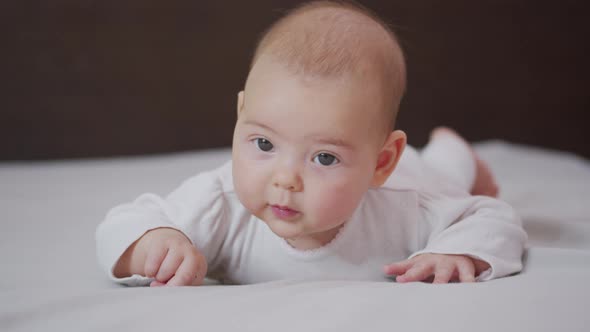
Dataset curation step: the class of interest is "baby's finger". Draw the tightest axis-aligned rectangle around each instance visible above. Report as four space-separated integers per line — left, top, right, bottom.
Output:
433 262 455 284
396 264 433 283
155 248 183 282
144 245 168 278
384 260 413 276
191 254 208 286
150 280 166 287
166 254 201 287
456 258 476 283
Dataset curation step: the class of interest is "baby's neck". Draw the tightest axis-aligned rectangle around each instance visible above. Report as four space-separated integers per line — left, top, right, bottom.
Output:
285 224 344 251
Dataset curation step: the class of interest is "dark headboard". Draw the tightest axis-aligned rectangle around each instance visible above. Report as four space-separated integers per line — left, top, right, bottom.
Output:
2 0 589 160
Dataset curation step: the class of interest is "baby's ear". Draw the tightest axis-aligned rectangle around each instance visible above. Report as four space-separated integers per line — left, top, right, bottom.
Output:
371 130 406 187
237 91 245 115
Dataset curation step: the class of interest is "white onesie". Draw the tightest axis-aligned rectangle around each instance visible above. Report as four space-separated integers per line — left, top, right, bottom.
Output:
96 136 527 285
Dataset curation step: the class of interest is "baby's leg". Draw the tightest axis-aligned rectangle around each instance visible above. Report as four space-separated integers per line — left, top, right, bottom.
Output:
421 127 499 197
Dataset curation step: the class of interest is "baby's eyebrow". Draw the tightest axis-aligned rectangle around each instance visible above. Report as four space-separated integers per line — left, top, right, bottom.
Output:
309 136 354 150
242 120 278 134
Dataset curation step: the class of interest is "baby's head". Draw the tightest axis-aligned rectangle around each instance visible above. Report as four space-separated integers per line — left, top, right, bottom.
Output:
232 1 407 249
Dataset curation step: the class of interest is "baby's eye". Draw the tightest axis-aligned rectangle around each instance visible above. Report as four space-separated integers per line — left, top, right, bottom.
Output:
254 138 274 152
313 153 339 166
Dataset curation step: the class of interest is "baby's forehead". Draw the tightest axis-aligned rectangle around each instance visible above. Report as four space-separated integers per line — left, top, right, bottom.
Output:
245 57 391 143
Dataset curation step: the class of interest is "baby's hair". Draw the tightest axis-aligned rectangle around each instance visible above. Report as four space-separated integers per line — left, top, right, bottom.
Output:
249 0 406 131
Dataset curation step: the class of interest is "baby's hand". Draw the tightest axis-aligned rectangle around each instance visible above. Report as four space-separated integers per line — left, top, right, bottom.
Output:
114 227 208 287
383 253 490 284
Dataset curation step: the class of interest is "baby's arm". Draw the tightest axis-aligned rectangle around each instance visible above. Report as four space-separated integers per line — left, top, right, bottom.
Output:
96 162 231 286
386 193 527 283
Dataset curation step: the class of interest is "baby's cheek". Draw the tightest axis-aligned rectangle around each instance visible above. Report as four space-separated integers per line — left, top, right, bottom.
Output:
233 164 265 213
312 184 361 224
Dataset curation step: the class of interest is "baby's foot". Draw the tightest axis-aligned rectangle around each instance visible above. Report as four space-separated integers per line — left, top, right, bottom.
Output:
471 154 500 197
430 127 499 198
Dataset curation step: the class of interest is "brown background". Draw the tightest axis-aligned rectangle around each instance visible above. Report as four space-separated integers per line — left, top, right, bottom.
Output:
1 0 589 160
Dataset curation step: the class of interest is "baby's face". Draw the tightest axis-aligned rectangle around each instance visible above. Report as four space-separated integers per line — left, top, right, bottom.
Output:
232 57 387 249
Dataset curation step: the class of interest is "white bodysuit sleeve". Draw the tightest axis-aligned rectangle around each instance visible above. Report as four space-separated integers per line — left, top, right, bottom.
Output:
410 192 528 281
95 162 231 286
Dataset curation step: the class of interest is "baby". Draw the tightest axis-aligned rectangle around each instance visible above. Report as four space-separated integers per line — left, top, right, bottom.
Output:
96 1 526 287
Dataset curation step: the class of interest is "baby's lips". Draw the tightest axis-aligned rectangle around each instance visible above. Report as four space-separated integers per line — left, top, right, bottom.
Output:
271 204 300 219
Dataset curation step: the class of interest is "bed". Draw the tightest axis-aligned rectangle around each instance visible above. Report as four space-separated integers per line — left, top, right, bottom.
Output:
1 141 589 331
2 1 589 331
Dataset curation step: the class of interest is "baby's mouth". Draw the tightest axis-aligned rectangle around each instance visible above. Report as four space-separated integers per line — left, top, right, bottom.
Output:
270 204 300 220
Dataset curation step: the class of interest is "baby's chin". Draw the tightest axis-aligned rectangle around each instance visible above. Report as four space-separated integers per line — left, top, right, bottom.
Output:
260 214 305 239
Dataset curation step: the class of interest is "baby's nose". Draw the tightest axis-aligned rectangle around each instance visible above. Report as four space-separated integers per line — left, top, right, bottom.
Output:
272 167 303 192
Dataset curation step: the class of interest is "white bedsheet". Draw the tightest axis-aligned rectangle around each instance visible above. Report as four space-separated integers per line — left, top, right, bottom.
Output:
1 141 589 331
